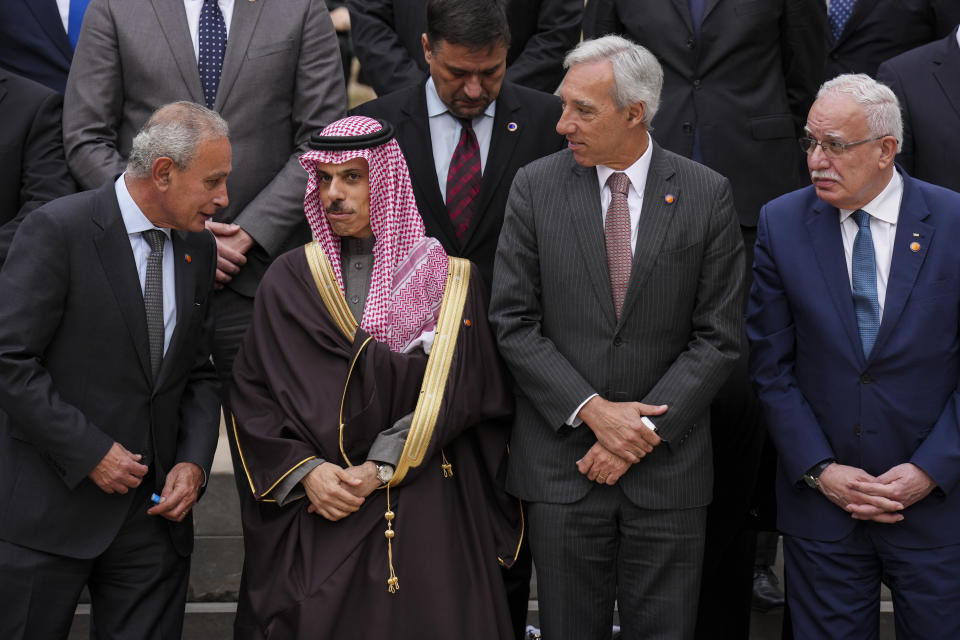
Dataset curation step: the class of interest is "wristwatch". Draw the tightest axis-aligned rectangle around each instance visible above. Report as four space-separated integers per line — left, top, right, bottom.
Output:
375 463 394 484
803 459 835 490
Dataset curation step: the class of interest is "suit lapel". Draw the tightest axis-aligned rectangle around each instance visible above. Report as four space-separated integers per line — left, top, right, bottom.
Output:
403 87 460 250
618 146 678 327
871 172 933 359
668 0 695 33
92 184 152 382
933 34 960 123
569 161 618 325
150 0 205 103
216 0 264 109
460 84 523 252
155 232 196 386
806 199 862 360
24 0 73 62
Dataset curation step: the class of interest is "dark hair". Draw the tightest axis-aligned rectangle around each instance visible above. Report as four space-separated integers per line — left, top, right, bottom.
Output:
425 0 510 51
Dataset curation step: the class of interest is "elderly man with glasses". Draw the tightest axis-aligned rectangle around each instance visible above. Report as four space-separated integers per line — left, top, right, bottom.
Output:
747 73 960 639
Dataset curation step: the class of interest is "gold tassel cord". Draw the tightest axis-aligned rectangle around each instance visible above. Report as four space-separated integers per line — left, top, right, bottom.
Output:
441 450 454 478
384 484 399 593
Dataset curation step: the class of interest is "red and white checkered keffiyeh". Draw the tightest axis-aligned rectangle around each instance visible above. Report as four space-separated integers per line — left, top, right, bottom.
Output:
299 116 449 352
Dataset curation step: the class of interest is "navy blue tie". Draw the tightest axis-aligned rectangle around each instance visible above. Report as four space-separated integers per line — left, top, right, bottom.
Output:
198 0 227 110
851 210 880 359
829 0 856 41
688 0 706 40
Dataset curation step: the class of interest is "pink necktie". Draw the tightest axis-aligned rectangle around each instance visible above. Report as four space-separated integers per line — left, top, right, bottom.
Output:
605 172 632 317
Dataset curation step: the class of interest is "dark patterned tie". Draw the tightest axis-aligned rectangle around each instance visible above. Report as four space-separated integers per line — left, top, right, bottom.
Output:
198 0 227 110
605 172 632 318
851 209 880 358
829 0 856 41
143 229 166 380
446 118 481 239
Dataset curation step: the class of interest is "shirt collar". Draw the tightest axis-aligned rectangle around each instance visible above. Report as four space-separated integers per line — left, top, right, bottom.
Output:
595 132 654 197
425 76 496 123
115 174 173 240
837 169 903 226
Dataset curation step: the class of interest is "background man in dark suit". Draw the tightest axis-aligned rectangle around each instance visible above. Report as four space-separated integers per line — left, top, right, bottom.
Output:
62 0 347 494
0 102 224 639
0 68 76 268
823 0 960 80
352 0 566 287
0 0 79 93
877 26 960 192
748 74 960 638
490 36 743 639
586 2 827 632
349 0 582 96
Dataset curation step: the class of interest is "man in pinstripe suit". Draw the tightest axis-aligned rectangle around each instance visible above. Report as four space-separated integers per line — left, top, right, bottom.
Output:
489 36 744 640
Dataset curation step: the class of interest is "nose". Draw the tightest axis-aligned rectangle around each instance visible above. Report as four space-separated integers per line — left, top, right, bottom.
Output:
327 177 345 200
214 182 229 209
463 75 482 99
556 107 573 135
807 143 830 171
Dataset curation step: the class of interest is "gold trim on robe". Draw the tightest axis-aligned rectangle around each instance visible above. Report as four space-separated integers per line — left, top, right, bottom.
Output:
231 412 318 502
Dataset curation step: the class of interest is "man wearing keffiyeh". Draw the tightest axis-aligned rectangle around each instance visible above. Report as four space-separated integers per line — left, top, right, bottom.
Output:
229 116 521 639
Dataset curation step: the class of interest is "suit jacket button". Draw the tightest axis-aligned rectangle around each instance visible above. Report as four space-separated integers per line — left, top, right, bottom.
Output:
860 372 872 383
614 336 623 347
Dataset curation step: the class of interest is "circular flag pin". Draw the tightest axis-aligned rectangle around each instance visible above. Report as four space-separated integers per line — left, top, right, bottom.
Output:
910 242 921 252
507 122 519 132
664 194 676 204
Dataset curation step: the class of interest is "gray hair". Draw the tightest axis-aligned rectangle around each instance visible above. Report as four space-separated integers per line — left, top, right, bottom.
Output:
817 74 903 153
563 35 663 125
127 101 229 178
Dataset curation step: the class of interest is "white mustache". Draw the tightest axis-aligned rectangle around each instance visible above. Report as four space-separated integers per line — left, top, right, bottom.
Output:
811 170 841 181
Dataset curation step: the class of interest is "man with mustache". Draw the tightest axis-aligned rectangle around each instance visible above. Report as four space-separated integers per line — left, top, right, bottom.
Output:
748 73 960 638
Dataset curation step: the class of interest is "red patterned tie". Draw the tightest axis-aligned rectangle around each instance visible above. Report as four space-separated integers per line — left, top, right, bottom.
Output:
605 172 632 317
446 118 481 238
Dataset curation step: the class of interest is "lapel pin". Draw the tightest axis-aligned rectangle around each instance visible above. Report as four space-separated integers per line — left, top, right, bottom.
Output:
664 193 676 204
506 122 518 132
910 242 921 252
185 253 192 263
912 232 923 237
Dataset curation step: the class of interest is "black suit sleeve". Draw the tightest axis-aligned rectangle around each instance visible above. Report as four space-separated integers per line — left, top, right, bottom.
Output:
502 0 583 93
0 206 113 488
0 89 76 268
349 0 426 95
875 61 916 174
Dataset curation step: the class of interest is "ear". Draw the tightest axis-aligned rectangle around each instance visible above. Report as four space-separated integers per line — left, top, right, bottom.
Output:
625 102 645 127
421 33 432 65
152 157 175 191
877 135 898 170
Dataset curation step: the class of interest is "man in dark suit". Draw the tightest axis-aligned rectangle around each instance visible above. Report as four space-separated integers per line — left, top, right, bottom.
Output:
824 0 960 80
748 74 960 638
586 1 827 632
63 0 346 495
877 27 960 192
352 0 566 287
0 68 76 268
0 0 76 93
0 102 223 639
489 36 743 639
349 0 582 96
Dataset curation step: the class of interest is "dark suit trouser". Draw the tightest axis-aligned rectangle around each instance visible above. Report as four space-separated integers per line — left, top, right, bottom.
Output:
784 525 960 640
527 486 707 640
0 479 189 639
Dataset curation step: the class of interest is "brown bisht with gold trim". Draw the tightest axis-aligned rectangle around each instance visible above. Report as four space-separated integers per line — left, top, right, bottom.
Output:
230 245 521 639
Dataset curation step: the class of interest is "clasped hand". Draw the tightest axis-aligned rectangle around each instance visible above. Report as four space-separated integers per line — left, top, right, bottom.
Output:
303 461 380 521
575 397 665 485
817 462 936 523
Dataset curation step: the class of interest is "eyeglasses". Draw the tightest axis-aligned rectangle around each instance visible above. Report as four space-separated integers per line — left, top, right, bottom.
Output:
798 135 888 156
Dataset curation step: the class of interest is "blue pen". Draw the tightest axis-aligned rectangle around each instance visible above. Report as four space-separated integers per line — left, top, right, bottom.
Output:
150 493 162 505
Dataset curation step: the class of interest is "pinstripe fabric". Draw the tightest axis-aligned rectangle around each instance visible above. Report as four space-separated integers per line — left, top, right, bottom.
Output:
490 144 744 510
527 490 706 640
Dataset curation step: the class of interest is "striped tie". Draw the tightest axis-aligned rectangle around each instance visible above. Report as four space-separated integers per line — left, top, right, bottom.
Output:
605 172 632 317
446 118 481 239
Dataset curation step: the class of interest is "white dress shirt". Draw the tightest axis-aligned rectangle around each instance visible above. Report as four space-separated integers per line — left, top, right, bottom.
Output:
425 77 495 202
115 175 177 355
838 170 903 319
183 0 234 60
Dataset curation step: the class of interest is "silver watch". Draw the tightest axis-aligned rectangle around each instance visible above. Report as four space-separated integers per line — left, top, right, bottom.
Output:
375 463 394 484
